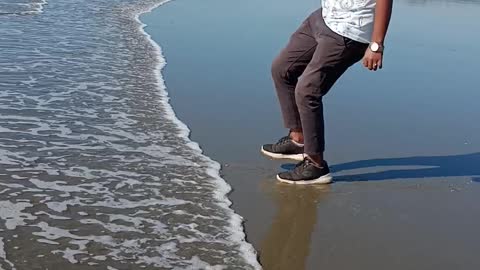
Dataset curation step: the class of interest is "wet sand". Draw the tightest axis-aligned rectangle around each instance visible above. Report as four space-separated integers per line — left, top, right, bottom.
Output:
143 0 480 268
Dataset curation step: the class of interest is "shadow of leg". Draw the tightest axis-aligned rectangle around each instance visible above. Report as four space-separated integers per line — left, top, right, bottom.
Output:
335 167 444 182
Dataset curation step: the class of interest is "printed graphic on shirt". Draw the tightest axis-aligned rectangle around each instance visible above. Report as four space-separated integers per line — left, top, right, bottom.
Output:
322 0 376 43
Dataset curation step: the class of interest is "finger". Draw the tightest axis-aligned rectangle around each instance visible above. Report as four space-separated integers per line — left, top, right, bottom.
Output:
365 59 371 70
373 61 378 71
368 59 374 70
363 50 369 67
378 58 383 69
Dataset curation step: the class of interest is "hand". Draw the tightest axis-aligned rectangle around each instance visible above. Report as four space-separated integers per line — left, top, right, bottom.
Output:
363 49 383 71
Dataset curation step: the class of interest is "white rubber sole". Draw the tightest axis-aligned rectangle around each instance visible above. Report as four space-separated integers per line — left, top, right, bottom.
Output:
260 147 305 161
276 173 333 185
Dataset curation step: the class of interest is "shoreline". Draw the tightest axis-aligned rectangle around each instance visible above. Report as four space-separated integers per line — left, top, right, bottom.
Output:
138 2 261 268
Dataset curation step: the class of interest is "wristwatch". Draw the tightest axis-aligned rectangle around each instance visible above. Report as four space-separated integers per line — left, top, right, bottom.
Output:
369 42 384 53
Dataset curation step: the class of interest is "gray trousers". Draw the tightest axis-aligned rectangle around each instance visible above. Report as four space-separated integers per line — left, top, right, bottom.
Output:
272 8 367 155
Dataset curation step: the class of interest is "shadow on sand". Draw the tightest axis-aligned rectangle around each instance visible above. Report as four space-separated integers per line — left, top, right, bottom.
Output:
281 152 480 182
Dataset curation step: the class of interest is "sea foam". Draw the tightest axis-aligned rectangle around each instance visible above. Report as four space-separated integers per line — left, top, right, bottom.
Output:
0 0 261 268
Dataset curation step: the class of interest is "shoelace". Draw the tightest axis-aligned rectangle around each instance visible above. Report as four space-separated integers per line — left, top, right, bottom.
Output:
293 158 310 172
276 136 291 145
294 158 324 173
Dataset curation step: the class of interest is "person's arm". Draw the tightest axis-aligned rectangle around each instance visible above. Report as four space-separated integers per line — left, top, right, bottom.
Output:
363 0 393 71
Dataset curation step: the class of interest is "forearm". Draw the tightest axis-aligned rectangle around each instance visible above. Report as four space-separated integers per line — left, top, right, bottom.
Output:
371 0 393 44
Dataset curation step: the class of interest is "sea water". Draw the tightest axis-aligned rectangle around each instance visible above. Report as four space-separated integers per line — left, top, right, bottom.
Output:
0 1 260 269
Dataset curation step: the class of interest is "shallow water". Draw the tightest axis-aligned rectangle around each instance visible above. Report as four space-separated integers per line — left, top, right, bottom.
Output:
0 1 259 269
148 0 480 163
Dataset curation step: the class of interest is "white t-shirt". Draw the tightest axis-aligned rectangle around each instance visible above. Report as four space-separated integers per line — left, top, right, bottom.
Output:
322 0 376 44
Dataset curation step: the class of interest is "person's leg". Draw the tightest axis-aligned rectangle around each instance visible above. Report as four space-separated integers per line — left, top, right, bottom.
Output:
277 27 366 184
295 11 367 166
261 10 320 161
271 12 319 143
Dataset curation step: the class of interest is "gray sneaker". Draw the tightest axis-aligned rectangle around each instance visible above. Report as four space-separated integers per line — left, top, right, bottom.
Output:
261 136 304 161
277 158 332 184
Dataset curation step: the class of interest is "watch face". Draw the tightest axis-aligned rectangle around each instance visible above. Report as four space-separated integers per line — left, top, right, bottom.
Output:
371 42 379 52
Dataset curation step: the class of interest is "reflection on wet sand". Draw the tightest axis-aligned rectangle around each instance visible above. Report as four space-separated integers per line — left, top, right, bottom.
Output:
259 183 330 270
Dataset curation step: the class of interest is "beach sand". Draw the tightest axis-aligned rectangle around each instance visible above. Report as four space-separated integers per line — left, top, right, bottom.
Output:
142 0 480 268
